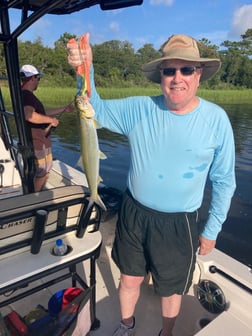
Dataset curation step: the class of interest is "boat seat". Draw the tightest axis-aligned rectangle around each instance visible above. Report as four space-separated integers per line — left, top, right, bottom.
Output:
0 137 22 199
0 185 101 257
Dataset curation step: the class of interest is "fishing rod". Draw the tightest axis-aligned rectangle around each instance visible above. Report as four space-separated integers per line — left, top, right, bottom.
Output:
45 101 74 137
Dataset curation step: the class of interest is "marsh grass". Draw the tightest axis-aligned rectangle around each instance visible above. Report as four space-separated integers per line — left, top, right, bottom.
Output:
1 86 252 108
99 88 252 104
198 89 252 104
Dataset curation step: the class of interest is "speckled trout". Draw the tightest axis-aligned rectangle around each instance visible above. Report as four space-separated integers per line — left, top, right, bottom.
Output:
67 34 107 216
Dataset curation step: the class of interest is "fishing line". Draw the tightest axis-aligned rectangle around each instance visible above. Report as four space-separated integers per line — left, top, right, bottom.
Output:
45 100 74 137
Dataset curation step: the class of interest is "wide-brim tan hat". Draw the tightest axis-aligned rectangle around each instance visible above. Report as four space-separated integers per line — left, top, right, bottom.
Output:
142 34 221 83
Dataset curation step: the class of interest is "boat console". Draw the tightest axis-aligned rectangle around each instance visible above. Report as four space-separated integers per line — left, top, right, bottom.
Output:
0 185 101 257
0 184 103 331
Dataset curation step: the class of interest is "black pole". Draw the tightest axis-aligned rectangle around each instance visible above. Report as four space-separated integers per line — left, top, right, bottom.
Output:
0 4 35 193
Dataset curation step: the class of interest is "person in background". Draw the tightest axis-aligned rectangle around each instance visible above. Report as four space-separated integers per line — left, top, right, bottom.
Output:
20 64 74 192
68 33 236 336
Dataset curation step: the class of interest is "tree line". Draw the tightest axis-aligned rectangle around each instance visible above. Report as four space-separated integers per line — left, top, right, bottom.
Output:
0 29 251 89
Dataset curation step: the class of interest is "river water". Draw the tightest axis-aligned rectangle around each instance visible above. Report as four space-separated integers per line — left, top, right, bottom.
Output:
52 103 252 267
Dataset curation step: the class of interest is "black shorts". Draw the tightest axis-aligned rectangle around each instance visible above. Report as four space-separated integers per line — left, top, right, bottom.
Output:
112 190 199 296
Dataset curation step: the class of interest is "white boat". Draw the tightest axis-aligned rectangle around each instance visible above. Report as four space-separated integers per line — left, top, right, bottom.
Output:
0 155 251 335
0 1 251 335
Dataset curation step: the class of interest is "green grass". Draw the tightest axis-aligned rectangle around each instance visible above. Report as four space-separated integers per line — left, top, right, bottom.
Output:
197 89 252 104
1 86 252 108
97 88 252 104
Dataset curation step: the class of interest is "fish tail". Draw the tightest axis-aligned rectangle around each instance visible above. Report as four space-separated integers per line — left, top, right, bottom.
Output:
85 194 107 217
95 194 107 212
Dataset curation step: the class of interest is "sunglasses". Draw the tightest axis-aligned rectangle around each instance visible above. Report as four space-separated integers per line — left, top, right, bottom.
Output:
34 75 41 81
161 66 201 77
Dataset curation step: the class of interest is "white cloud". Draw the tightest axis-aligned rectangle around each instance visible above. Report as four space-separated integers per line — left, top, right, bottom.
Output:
150 0 174 6
230 4 252 38
109 21 120 32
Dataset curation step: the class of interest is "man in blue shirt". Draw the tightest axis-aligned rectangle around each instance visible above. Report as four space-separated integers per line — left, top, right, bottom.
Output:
68 34 236 336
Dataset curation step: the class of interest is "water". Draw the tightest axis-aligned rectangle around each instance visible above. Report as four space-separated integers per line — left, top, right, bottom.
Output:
52 103 252 267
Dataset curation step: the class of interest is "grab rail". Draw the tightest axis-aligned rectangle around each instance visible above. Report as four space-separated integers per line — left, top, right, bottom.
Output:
209 265 252 295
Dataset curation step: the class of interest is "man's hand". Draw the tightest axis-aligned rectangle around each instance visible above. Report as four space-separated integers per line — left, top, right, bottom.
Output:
50 117 59 127
44 117 59 137
198 236 216 255
67 32 92 68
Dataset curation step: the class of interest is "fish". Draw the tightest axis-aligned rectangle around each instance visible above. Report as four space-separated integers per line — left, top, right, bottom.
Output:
75 95 107 213
67 34 107 224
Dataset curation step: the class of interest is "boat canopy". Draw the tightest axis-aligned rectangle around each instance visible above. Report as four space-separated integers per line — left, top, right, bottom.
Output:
0 0 143 194
10 0 143 13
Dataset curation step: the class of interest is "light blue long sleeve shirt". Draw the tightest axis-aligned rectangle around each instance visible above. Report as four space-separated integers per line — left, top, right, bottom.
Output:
89 68 236 240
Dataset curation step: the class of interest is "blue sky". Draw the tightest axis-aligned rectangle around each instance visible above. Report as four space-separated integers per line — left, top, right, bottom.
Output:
10 0 252 50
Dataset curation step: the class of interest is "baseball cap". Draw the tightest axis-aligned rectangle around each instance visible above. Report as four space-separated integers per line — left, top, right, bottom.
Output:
20 64 44 78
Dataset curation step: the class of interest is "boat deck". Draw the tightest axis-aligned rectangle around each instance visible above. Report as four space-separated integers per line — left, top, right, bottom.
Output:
1 216 251 336
0 216 208 336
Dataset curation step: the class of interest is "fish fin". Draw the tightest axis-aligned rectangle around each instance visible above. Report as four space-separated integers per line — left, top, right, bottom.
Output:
75 156 84 170
99 150 107 160
97 176 103 184
86 197 94 214
95 194 107 212
93 119 102 129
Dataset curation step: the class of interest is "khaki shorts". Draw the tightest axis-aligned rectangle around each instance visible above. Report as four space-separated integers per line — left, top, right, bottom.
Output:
34 146 53 178
112 190 199 296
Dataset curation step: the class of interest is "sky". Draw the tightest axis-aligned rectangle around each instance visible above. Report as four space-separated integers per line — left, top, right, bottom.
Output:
9 0 252 51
